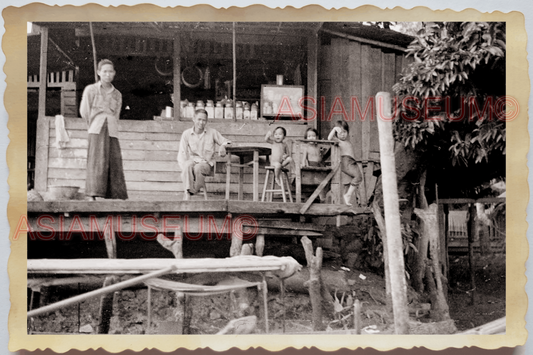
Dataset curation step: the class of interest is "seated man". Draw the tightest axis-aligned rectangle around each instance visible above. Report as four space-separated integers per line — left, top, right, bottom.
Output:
177 109 231 199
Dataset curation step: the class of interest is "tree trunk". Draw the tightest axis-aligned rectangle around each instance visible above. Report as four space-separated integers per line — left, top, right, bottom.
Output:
413 169 429 293
415 205 451 322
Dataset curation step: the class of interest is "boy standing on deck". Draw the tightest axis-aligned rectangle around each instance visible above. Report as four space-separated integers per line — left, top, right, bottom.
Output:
80 59 128 201
178 109 231 199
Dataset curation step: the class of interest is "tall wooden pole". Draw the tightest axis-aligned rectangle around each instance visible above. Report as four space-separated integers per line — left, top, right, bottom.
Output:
467 203 477 305
38 26 48 119
89 22 98 82
375 92 409 334
173 34 181 120
232 22 237 121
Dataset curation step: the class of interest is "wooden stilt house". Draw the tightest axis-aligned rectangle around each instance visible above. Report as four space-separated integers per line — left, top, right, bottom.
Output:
28 22 413 202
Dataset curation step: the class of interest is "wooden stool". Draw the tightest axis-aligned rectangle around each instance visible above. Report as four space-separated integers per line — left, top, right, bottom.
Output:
261 166 293 202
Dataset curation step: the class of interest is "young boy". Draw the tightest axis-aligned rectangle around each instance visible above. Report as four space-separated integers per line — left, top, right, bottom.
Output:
265 126 292 186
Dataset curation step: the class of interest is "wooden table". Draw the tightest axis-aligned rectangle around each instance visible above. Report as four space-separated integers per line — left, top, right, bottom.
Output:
292 139 342 208
225 143 272 201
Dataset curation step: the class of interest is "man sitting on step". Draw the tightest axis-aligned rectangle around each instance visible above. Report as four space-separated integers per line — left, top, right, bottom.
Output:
177 109 231 199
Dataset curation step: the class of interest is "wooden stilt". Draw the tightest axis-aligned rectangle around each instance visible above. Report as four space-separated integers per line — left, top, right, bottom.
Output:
261 274 269 333
98 228 117 333
301 236 324 331
468 203 477 305
255 235 265 256
230 214 243 257
371 200 392 310
353 299 362 334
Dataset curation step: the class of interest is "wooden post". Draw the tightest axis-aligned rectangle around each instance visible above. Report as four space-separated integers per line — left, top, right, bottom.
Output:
38 26 48 120
173 34 181 120
371 200 392 310
294 141 302 203
232 22 237 120
375 92 409 334
467 203 477 305
301 236 324 331
238 156 244 200
226 152 232 200
89 22 98 83
253 150 259 201
98 228 117 333
307 34 318 129
443 204 450 281
255 235 265 256
332 144 342 207
229 213 242 257
34 117 50 192
353 299 362 334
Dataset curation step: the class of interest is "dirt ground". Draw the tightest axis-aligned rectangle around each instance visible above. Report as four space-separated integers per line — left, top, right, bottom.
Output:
28 250 505 335
447 253 506 331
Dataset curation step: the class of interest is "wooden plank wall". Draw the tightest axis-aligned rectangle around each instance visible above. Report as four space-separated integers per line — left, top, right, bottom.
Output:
318 38 409 162
37 117 308 200
317 37 410 202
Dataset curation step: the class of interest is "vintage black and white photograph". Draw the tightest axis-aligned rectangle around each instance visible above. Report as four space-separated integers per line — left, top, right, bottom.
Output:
24 18 510 340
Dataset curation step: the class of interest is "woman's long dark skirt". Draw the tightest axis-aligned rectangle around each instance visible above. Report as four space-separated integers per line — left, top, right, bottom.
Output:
86 120 128 199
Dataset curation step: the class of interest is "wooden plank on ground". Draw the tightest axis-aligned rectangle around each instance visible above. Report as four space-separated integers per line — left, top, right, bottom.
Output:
27 256 298 275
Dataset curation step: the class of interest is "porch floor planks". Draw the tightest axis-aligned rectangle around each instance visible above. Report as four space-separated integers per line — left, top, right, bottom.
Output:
27 200 370 216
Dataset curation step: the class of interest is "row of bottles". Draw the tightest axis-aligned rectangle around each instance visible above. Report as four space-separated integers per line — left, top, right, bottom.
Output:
179 100 260 120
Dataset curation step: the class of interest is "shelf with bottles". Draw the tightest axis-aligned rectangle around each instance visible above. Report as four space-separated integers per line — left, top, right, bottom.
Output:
176 98 263 121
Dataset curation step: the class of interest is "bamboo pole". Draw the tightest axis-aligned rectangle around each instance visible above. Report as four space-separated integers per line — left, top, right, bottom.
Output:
375 92 409 334
27 266 176 318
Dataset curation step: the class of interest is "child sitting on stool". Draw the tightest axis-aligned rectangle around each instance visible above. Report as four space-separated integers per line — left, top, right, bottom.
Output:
265 126 292 186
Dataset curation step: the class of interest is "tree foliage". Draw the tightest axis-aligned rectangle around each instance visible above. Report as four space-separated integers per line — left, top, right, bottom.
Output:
392 22 506 195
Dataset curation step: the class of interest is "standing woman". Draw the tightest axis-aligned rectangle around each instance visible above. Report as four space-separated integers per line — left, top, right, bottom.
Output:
80 59 128 200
